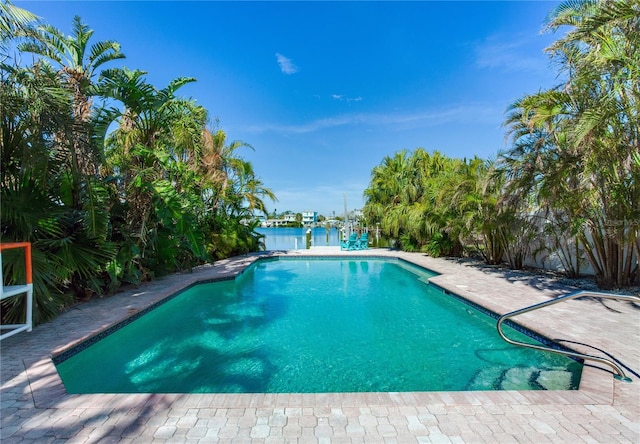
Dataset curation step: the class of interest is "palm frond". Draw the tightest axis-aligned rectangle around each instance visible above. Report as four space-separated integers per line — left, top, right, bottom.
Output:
161 76 197 96
0 0 40 40
89 40 125 70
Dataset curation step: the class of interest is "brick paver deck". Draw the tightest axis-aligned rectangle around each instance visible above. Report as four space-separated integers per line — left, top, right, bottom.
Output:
1 249 639 443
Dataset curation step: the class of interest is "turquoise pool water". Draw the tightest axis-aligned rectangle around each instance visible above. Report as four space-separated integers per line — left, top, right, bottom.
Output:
56 258 582 393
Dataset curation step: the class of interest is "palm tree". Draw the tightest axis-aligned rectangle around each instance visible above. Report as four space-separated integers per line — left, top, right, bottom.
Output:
18 15 125 186
439 158 506 264
3 6 278 322
501 0 639 287
222 159 277 218
1 56 117 321
363 149 467 255
197 129 276 257
197 128 257 215
97 70 196 221
415 151 465 256
12 15 126 295
94 68 210 276
364 150 412 243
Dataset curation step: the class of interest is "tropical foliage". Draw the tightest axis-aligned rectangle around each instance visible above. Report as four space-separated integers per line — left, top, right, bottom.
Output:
501 0 639 288
363 150 507 261
1 3 275 324
364 0 639 289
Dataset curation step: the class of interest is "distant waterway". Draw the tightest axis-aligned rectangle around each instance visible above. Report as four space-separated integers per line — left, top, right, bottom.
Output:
255 227 341 250
255 227 392 250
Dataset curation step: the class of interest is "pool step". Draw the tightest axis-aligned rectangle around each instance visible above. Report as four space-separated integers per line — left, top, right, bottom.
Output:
466 367 505 390
536 369 573 390
501 367 541 390
467 366 574 391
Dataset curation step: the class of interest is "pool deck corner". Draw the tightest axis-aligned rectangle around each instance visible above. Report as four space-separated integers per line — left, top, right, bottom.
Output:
2 249 639 443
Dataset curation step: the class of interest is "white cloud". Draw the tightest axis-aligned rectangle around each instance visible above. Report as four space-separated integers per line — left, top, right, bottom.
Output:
474 34 551 74
275 53 298 74
240 104 499 135
331 94 363 103
379 105 498 128
242 115 355 134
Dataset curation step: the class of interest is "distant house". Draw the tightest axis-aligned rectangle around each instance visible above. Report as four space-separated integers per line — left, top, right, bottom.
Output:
302 211 317 225
284 213 297 223
261 219 287 227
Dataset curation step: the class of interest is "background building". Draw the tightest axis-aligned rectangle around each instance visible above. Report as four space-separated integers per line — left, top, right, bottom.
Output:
302 211 318 225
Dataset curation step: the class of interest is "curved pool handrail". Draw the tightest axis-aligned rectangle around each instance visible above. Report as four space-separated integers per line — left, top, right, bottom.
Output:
496 290 640 382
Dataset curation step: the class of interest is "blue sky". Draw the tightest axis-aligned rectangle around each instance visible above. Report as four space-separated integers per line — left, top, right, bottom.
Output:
18 1 563 217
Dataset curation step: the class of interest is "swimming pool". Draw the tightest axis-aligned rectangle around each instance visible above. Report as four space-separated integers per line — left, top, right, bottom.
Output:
55 257 582 393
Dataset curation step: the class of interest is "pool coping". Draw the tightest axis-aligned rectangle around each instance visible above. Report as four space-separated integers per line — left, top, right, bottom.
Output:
3 248 639 442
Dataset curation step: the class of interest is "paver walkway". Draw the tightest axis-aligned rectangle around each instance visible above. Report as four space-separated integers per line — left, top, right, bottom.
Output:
1 249 639 443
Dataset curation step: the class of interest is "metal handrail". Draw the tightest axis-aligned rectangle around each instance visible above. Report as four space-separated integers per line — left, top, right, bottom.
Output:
497 290 640 382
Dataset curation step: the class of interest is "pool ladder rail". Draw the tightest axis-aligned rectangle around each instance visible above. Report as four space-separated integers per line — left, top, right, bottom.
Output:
497 290 640 382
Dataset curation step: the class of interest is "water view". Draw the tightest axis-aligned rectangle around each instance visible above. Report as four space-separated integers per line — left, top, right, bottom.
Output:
255 227 340 250
255 227 391 250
